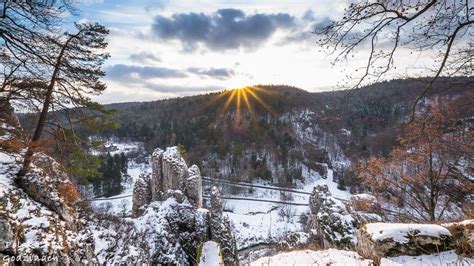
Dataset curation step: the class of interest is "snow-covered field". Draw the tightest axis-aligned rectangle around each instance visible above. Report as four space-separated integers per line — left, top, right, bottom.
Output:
90 140 143 156
90 141 151 216
252 249 474 266
217 167 351 250
381 250 474 266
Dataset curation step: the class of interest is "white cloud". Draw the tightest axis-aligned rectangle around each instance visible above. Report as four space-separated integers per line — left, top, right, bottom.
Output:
80 0 440 103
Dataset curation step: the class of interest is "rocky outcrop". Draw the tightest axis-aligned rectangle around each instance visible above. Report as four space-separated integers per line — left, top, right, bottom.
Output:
185 165 203 208
131 148 237 264
133 146 202 216
209 186 239 265
150 148 164 200
0 99 95 263
162 147 189 190
306 185 357 249
0 214 15 255
14 153 74 223
0 99 236 265
356 223 453 259
132 174 152 216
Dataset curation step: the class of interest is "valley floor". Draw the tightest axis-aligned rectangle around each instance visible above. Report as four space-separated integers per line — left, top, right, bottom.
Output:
90 141 352 252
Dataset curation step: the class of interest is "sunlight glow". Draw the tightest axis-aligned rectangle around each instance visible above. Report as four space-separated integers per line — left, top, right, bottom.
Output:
218 86 275 122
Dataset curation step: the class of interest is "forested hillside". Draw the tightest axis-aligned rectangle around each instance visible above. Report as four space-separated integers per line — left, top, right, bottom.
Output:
27 76 467 190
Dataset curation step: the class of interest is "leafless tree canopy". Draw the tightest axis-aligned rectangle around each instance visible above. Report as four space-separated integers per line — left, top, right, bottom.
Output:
316 0 473 112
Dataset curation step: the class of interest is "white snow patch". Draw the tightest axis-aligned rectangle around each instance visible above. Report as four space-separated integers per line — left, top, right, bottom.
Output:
23 216 50 228
199 241 221 266
90 140 143 156
364 223 452 244
304 168 351 200
251 249 371 265
380 250 474 266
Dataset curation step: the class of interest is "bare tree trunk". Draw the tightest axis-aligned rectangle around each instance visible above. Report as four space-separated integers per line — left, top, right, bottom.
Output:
17 34 78 177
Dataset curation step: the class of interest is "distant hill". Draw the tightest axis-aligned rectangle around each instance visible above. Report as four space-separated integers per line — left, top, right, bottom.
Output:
18 77 474 189
101 76 472 155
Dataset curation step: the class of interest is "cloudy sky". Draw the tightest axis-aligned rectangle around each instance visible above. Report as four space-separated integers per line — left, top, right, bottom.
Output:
74 0 429 103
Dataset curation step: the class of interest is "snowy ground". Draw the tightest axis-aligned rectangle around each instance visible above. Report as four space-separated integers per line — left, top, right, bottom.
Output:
90 139 143 156
364 223 452 244
199 241 222 266
381 250 474 266
91 160 151 216
89 141 352 251
90 141 151 216
252 249 474 266
252 249 371 265
214 167 351 250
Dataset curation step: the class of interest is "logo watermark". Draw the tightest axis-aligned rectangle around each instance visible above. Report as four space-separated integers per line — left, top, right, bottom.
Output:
2 254 57 263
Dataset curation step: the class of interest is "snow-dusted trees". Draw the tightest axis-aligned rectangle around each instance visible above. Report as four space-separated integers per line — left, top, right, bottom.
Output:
358 108 473 222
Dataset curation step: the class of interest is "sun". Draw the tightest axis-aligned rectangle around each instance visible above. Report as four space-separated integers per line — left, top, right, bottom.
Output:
219 86 274 122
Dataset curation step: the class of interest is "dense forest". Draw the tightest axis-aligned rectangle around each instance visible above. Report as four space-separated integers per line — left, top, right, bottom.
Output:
18 77 473 190
93 77 472 156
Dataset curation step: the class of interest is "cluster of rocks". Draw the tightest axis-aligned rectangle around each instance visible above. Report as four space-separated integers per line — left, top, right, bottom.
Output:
0 100 95 264
1 99 238 265
306 185 358 249
356 223 453 259
304 184 468 262
133 147 202 216
132 146 238 265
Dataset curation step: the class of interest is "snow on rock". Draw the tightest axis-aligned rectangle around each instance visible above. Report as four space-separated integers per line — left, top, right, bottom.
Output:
364 223 451 244
209 186 239 265
132 147 202 216
132 146 203 216
380 250 474 266
162 146 188 191
132 174 152 216
357 223 453 259
0 100 95 263
251 249 372 266
442 219 474 227
199 241 223 266
307 185 357 249
90 196 212 265
185 164 203 208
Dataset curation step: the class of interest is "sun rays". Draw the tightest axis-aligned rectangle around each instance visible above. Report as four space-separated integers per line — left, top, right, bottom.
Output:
218 86 275 123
